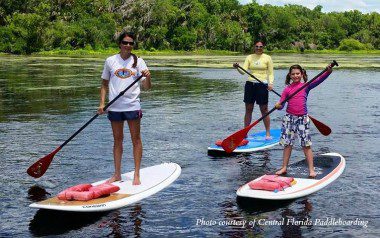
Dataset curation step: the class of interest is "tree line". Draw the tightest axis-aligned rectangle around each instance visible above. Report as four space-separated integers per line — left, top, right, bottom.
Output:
0 0 379 54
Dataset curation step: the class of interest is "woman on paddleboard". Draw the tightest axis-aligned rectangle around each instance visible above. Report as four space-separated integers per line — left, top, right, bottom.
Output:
234 40 274 139
98 31 151 185
275 64 332 178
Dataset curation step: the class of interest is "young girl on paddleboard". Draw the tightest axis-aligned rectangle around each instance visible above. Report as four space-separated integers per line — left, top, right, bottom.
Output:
98 31 151 185
275 64 332 178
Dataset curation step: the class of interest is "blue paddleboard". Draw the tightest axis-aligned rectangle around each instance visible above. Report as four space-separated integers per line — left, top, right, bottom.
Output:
208 129 281 156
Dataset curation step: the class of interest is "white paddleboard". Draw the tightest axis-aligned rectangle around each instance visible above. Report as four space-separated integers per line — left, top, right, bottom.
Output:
30 163 181 212
237 153 345 200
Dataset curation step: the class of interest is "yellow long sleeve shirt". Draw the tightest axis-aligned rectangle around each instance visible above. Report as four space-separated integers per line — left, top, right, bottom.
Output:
241 53 274 85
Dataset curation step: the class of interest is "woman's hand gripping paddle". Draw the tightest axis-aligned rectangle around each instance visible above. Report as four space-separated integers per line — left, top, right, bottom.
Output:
234 64 332 136
27 75 144 178
222 60 338 153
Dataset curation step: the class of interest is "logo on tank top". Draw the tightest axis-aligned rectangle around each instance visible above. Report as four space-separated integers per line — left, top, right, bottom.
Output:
114 68 136 79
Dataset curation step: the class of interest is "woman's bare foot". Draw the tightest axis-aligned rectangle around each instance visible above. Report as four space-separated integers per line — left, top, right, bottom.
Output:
309 170 317 178
275 167 287 175
106 174 122 183
133 173 141 185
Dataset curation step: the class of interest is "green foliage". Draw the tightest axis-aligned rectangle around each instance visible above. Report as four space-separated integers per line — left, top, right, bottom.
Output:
339 39 367 51
4 13 45 54
172 27 197 50
0 0 378 54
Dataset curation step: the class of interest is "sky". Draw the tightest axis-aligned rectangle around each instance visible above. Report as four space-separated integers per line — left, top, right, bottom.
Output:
238 0 380 13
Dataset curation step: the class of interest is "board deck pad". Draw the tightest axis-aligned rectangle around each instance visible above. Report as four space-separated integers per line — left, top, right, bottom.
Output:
236 153 345 200
285 154 341 179
30 163 181 212
208 129 281 156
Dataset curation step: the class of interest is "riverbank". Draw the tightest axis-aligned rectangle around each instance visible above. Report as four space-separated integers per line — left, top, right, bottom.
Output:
1 50 379 69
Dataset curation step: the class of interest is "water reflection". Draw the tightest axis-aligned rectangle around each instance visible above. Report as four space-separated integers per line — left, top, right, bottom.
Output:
101 205 145 238
29 204 144 237
235 198 313 238
27 185 145 237
27 185 51 202
279 200 313 238
29 209 108 236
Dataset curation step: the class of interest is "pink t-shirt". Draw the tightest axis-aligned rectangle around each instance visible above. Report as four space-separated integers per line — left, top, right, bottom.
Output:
279 71 331 116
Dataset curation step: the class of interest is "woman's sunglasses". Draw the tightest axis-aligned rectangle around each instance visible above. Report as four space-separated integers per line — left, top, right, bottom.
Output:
255 45 264 49
121 41 135 46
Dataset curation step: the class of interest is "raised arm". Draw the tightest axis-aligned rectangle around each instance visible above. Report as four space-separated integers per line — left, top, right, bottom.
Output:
307 69 332 92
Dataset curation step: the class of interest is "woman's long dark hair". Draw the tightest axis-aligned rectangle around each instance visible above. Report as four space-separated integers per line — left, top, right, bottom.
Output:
117 31 138 68
285 64 308 85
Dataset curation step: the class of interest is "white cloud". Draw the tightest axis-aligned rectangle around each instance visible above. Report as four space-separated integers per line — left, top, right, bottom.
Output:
238 0 380 13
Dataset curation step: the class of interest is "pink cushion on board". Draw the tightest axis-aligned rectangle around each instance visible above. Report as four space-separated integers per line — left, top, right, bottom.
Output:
89 183 120 198
57 183 120 201
248 175 294 192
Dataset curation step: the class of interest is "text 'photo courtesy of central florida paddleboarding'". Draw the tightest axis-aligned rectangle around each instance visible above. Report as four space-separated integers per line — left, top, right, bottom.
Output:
208 129 281 156
237 153 345 200
30 163 181 212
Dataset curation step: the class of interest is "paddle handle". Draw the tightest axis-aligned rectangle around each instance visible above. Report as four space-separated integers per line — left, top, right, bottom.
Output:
235 61 338 98
60 74 144 148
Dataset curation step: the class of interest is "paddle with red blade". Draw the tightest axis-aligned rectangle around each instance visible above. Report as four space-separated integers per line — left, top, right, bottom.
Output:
27 74 145 178
234 64 331 136
222 60 338 153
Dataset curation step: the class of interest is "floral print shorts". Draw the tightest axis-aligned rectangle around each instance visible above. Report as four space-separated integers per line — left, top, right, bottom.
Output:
279 114 312 147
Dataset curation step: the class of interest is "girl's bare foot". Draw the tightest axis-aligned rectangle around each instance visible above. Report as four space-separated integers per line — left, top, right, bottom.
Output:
106 174 122 183
275 167 287 175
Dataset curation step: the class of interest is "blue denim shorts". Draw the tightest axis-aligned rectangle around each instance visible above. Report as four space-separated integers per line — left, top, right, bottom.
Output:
107 110 142 121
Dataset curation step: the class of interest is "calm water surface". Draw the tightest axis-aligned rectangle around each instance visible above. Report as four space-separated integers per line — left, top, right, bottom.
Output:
0 56 379 237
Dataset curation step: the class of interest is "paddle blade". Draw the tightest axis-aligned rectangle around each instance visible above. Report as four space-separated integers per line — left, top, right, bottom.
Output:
221 122 257 153
27 147 60 178
309 115 332 136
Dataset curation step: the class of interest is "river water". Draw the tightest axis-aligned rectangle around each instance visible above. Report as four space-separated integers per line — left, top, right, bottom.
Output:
0 56 379 237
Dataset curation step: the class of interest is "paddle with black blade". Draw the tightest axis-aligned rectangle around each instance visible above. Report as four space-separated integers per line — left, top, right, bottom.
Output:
27 74 145 178
233 64 331 136
222 60 338 153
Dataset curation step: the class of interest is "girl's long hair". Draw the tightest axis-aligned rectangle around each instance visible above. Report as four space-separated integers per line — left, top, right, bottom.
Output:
285 64 308 85
117 31 138 68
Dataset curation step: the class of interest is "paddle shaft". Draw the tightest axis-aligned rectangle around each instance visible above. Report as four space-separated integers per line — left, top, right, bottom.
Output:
235 64 281 97
241 61 338 133
60 74 144 149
